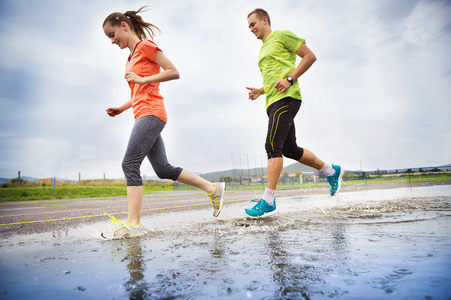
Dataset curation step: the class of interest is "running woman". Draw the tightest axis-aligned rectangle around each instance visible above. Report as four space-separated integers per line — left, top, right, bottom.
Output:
101 7 225 238
245 8 344 218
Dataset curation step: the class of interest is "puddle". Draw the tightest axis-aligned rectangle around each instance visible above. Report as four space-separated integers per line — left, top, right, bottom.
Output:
1 186 451 299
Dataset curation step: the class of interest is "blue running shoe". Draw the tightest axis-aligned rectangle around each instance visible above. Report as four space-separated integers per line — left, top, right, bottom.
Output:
327 164 345 196
244 199 277 218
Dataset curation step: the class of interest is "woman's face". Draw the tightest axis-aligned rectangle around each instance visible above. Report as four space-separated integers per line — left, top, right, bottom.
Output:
103 22 128 49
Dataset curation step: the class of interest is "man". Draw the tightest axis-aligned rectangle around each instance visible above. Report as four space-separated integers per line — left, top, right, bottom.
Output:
245 8 344 218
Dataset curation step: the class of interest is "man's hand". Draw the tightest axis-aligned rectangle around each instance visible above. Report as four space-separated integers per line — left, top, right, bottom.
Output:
273 79 291 93
246 87 264 100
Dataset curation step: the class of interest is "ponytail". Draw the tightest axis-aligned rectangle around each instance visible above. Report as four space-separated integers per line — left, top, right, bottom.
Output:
103 6 160 40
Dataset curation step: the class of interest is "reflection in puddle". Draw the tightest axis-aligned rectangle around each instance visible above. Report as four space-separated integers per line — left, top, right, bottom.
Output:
1 186 450 299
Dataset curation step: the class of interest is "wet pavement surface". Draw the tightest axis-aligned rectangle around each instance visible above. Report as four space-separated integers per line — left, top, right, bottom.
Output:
1 184 450 299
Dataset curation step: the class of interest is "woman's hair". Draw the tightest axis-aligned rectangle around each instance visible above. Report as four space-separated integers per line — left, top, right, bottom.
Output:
103 6 160 40
248 8 271 26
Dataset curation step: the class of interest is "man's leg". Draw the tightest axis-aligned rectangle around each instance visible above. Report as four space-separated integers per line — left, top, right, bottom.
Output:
266 157 283 190
298 148 326 171
298 148 344 195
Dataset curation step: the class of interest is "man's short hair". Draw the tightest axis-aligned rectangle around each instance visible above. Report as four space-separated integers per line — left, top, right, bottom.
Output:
248 8 271 26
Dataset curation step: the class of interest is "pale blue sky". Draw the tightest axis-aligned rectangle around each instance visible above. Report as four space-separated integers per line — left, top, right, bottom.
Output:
0 0 450 180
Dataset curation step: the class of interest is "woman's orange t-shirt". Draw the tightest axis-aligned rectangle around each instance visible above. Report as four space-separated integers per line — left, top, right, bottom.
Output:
126 40 167 122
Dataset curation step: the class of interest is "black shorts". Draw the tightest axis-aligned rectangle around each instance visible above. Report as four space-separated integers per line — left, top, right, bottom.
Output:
265 97 304 160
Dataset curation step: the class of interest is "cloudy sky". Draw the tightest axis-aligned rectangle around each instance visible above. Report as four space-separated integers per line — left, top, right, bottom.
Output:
0 0 450 180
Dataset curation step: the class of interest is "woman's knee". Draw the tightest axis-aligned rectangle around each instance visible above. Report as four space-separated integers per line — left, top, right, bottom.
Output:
122 159 142 186
154 164 182 181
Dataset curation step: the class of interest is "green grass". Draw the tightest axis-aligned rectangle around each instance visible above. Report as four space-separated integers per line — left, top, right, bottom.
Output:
0 185 170 202
1 173 449 202
174 174 451 191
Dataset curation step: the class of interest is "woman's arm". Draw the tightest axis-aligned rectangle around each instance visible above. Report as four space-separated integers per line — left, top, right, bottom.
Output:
106 100 132 117
125 51 180 84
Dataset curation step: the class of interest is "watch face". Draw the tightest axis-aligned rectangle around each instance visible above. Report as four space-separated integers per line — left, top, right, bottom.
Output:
287 76 293 83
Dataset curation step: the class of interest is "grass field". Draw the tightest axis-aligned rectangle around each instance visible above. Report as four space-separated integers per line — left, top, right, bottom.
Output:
175 173 451 191
1 173 449 202
0 185 171 202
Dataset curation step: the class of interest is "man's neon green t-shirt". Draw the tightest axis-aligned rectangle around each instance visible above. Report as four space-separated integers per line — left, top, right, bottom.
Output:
258 30 305 108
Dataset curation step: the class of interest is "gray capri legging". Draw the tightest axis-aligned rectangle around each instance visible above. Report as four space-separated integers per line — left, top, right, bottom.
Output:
122 115 183 186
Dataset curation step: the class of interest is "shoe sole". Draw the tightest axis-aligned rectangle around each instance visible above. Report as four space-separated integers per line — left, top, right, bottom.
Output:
101 232 130 239
332 167 345 196
245 209 278 219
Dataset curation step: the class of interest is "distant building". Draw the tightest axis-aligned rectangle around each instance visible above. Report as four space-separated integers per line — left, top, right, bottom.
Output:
40 178 58 185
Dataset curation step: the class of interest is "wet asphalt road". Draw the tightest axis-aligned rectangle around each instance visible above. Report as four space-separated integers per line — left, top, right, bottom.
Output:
0 182 446 237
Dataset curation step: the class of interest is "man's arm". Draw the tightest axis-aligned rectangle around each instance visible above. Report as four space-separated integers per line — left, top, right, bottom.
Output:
273 43 317 93
291 43 317 80
246 86 265 100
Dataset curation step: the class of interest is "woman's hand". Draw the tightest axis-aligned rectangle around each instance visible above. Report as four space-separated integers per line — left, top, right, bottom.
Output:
125 72 144 84
106 107 122 117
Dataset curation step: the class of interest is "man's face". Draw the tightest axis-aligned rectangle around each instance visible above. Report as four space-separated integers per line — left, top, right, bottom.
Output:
248 13 267 40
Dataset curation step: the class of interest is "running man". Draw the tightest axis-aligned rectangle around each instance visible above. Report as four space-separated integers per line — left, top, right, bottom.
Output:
245 8 344 218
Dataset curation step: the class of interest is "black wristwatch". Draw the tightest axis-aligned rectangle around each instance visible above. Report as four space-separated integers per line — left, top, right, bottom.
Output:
286 76 294 85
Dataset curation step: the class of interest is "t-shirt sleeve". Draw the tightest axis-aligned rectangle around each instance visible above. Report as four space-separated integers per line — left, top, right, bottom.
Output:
280 30 305 53
141 40 162 62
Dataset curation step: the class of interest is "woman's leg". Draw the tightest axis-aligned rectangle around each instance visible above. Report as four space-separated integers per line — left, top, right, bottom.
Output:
147 134 216 194
122 116 166 226
126 186 143 226
148 134 224 216
176 169 215 194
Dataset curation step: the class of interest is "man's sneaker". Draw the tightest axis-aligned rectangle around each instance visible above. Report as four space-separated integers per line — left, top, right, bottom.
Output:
209 182 225 217
327 164 345 196
101 215 146 239
244 199 277 218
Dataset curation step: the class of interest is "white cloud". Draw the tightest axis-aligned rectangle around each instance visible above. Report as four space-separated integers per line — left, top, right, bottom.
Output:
0 0 450 180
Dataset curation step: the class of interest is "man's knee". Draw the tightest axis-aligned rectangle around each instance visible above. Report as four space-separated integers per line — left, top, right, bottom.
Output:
265 142 283 159
283 146 304 161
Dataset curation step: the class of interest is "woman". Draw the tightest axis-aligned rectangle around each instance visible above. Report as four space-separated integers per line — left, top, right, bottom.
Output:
101 7 225 239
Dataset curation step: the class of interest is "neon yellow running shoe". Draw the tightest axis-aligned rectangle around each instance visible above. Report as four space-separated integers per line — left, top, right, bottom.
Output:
209 182 225 217
101 215 146 239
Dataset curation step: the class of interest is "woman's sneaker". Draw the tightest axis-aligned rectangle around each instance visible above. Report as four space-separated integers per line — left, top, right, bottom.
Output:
209 182 225 217
326 164 345 196
244 199 277 218
101 215 146 239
